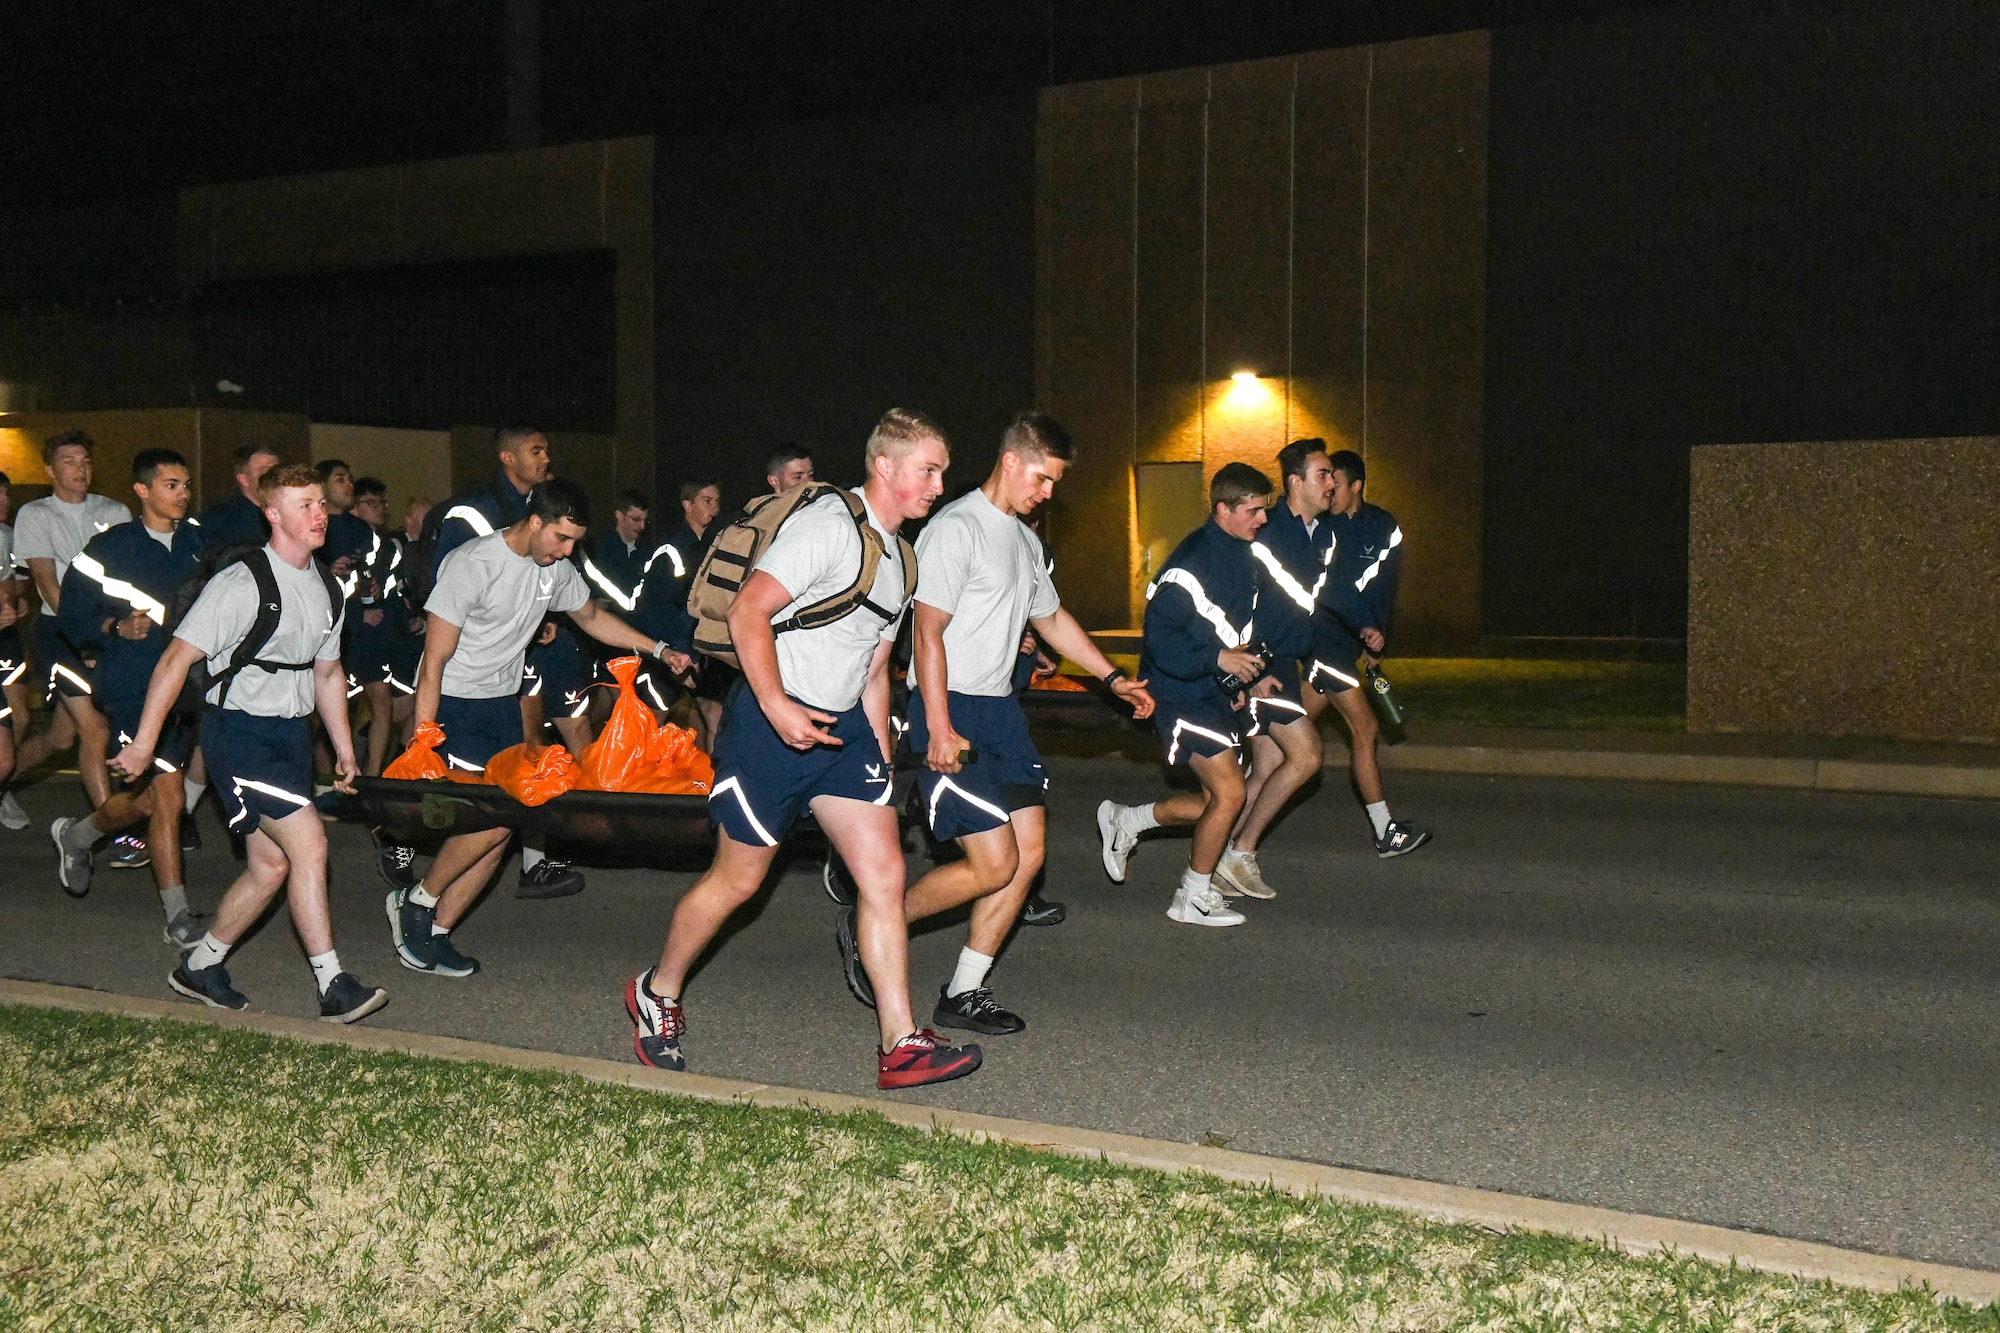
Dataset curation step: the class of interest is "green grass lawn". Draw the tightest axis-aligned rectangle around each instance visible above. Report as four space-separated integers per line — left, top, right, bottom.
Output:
1384 658 1687 732
3 1007 1988 1331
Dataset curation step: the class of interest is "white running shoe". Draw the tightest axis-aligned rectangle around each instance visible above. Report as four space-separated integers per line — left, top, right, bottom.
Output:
1167 884 1245 927
0 792 28 830
1213 849 1276 899
1097 800 1138 883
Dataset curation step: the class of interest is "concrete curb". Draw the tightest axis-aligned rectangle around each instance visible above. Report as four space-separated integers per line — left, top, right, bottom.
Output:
1340 744 2000 800
5 977 1994 1307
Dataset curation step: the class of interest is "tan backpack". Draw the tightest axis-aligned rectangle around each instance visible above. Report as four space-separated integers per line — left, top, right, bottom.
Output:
686 482 917 668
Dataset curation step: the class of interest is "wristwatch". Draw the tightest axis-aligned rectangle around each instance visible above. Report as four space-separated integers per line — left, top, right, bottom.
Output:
1102 666 1129 686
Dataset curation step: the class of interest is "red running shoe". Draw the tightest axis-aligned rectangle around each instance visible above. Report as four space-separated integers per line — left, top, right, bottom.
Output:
878 1028 982 1089
625 968 687 1070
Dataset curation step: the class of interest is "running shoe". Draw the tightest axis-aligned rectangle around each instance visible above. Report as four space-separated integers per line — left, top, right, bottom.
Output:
1019 892 1066 926
516 857 585 899
0 791 29 830
1214 849 1276 900
387 887 438 970
319 973 389 1024
1374 819 1432 859
422 929 480 977
1167 883 1245 928
1097 800 1138 883
820 851 858 906
180 820 203 853
625 968 687 1070
370 826 418 892
50 817 93 898
836 905 876 1009
878 1028 982 1089
931 984 1026 1036
168 958 248 1010
162 909 207 949
109 835 150 870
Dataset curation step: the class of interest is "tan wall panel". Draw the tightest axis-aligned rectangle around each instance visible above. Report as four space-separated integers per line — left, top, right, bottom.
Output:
1038 92 1138 631
309 424 453 523
199 172 402 281
0 409 306 513
1364 32 1488 648
1290 47 1371 454
1135 94 1206 468
1689 439 2000 741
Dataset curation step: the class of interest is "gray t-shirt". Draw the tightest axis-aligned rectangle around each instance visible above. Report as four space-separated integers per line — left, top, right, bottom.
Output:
14 494 132 582
754 489 907 713
914 488 1060 697
174 548 345 717
426 531 589 699
0 522 13 578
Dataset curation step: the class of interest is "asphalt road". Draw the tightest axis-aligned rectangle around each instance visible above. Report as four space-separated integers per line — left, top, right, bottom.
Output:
4 758 1996 1272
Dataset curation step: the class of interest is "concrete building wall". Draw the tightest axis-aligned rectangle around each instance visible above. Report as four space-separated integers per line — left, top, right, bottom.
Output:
0 409 308 511
1036 33 1487 641
1687 438 2000 742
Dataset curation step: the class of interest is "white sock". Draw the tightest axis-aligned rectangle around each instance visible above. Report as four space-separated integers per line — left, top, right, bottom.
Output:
521 844 545 871
308 949 342 995
1223 843 1253 862
946 947 994 998
431 920 451 937
183 781 207 813
1180 867 1214 899
1366 801 1391 838
61 815 102 852
158 885 188 922
1118 802 1161 835
186 933 228 971
409 882 439 908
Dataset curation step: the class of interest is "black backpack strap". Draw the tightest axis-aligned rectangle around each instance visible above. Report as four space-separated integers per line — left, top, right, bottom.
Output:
213 550 287 709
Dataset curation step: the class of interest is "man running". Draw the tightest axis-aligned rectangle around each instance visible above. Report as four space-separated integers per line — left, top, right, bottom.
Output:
14 430 131 839
389 478 689 976
1097 463 1276 928
52 449 209 943
860 411 1151 1035
1307 450 1429 857
1216 438 1386 898
344 477 420 775
111 463 387 1022
662 480 723 742
627 408 982 1089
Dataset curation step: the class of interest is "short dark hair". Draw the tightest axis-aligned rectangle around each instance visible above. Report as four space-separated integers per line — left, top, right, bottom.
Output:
0 471 11 489
42 429 94 464
1210 462 1274 510
613 488 650 514
529 477 591 528
232 442 279 473
314 458 351 481
679 478 720 504
496 425 544 454
1001 411 1075 463
1277 437 1329 482
133 448 188 484
765 443 813 477
353 476 388 500
1326 449 1366 487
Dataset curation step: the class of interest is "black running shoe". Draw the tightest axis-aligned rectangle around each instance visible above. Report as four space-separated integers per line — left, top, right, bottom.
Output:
836 905 875 1009
109 835 150 870
180 820 202 853
168 958 248 1010
1374 819 1432 859
319 973 389 1024
387 887 438 971
371 826 418 892
625 968 687 1070
932 984 1026 1036
426 930 479 977
820 851 858 906
1019 892 1066 926
516 857 585 899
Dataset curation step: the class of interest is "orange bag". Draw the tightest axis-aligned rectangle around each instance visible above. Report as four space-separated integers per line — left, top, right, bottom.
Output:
483 742 580 806
578 657 714 795
384 721 450 780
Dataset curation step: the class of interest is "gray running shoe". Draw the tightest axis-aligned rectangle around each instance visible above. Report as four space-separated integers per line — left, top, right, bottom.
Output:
0 791 29 830
50 817 93 898
162 910 208 949
1214 849 1276 900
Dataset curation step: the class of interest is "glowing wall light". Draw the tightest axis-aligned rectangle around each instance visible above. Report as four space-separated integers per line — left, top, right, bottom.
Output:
1221 370 1273 411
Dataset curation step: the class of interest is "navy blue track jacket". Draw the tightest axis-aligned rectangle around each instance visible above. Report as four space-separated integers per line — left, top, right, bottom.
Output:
632 535 697 654
578 530 648 616
1140 520 1259 711
431 470 531 579
1324 501 1403 643
195 494 267 547
1250 504 1379 665
58 519 210 705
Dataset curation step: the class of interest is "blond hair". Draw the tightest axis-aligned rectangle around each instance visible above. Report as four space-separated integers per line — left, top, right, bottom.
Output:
864 407 948 468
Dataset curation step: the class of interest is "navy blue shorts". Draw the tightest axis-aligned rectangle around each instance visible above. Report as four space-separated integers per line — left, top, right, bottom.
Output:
905 690 1045 841
522 629 589 718
1151 690 1241 767
0 624 25 689
437 694 523 775
345 625 421 693
707 686 893 847
32 616 93 701
104 694 195 776
201 709 314 832
1246 658 1310 737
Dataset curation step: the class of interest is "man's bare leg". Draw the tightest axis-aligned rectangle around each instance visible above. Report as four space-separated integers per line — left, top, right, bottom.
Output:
62 696 112 808
903 823 1020 925
1229 716 1323 853
1303 684 1382 804
651 829 782 996
812 794 918 1049
362 682 394 776
423 827 514 930
552 713 593 755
